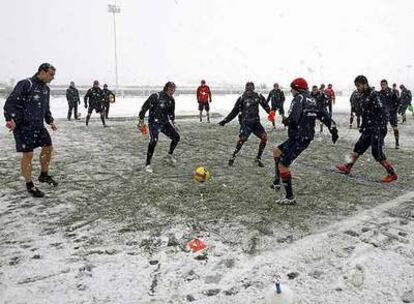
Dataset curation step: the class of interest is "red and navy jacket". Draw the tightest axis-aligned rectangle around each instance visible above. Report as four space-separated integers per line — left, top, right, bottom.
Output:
3 75 54 128
197 85 212 103
284 90 336 141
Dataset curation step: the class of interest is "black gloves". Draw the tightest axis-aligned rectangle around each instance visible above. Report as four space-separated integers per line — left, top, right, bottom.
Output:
331 127 339 144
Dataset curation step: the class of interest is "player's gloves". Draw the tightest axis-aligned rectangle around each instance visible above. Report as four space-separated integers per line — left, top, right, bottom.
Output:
331 127 339 144
268 110 276 122
137 120 147 135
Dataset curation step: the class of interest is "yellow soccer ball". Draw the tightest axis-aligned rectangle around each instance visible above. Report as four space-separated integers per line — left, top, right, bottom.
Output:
193 166 211 183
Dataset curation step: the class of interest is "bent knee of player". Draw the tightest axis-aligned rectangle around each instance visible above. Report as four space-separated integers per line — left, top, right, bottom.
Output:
278 163 289 172
372 148 385 162
273 147 282 157
42 145 53 153
22 152 34 160
373 152 386 162
238 136 247 144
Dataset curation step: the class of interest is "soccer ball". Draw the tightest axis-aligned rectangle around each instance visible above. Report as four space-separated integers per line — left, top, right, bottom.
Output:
193 166 211 183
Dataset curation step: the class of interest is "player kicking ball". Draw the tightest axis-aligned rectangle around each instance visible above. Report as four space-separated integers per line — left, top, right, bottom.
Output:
138 82 180 173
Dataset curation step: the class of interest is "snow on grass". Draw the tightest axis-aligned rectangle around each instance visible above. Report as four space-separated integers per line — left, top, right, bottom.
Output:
0 109 413 303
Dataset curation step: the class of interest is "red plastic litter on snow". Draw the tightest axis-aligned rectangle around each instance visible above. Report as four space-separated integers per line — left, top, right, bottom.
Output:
187 238 207 253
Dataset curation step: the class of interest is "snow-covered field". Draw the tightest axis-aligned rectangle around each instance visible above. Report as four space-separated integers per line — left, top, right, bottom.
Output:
0 95 414 304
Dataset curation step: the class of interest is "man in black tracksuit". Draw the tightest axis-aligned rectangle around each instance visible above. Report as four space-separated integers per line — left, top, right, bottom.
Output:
336 75 398 183
266 83 285 128
218 82 270 167
138 82 180 173
272 78 338 205
3 63 58 197
310 85 330 133
102 84 115 119
399 85 412 122
379 79 400 149
84 80 106 126
349 90 361 129
66 81 80 120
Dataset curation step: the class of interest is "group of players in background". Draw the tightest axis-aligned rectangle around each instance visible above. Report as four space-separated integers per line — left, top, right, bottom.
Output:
3 63 413 204
65 80 116 126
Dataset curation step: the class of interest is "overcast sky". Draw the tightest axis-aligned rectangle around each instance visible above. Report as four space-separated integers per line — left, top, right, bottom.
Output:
1 0 414 89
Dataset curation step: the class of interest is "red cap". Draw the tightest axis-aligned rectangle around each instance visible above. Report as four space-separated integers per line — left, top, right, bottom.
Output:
290 78 308 90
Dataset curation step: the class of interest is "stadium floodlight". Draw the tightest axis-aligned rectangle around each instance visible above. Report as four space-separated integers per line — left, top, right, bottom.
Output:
108 4 121 92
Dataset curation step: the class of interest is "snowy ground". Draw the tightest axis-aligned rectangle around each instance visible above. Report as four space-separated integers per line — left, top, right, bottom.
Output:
0 95 414 303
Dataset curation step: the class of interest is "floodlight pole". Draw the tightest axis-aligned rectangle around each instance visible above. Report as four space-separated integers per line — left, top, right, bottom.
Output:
108 4 120 92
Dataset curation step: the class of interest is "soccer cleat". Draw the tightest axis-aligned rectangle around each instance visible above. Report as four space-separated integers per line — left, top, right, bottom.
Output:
145 165 153 173
228 157 235 167
27 186 45 198
255 158 264 167
382 174 398 183
349 124 352 129
38 174 58 187
336 164 351 175
395 144 400 150
277 197 296 205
